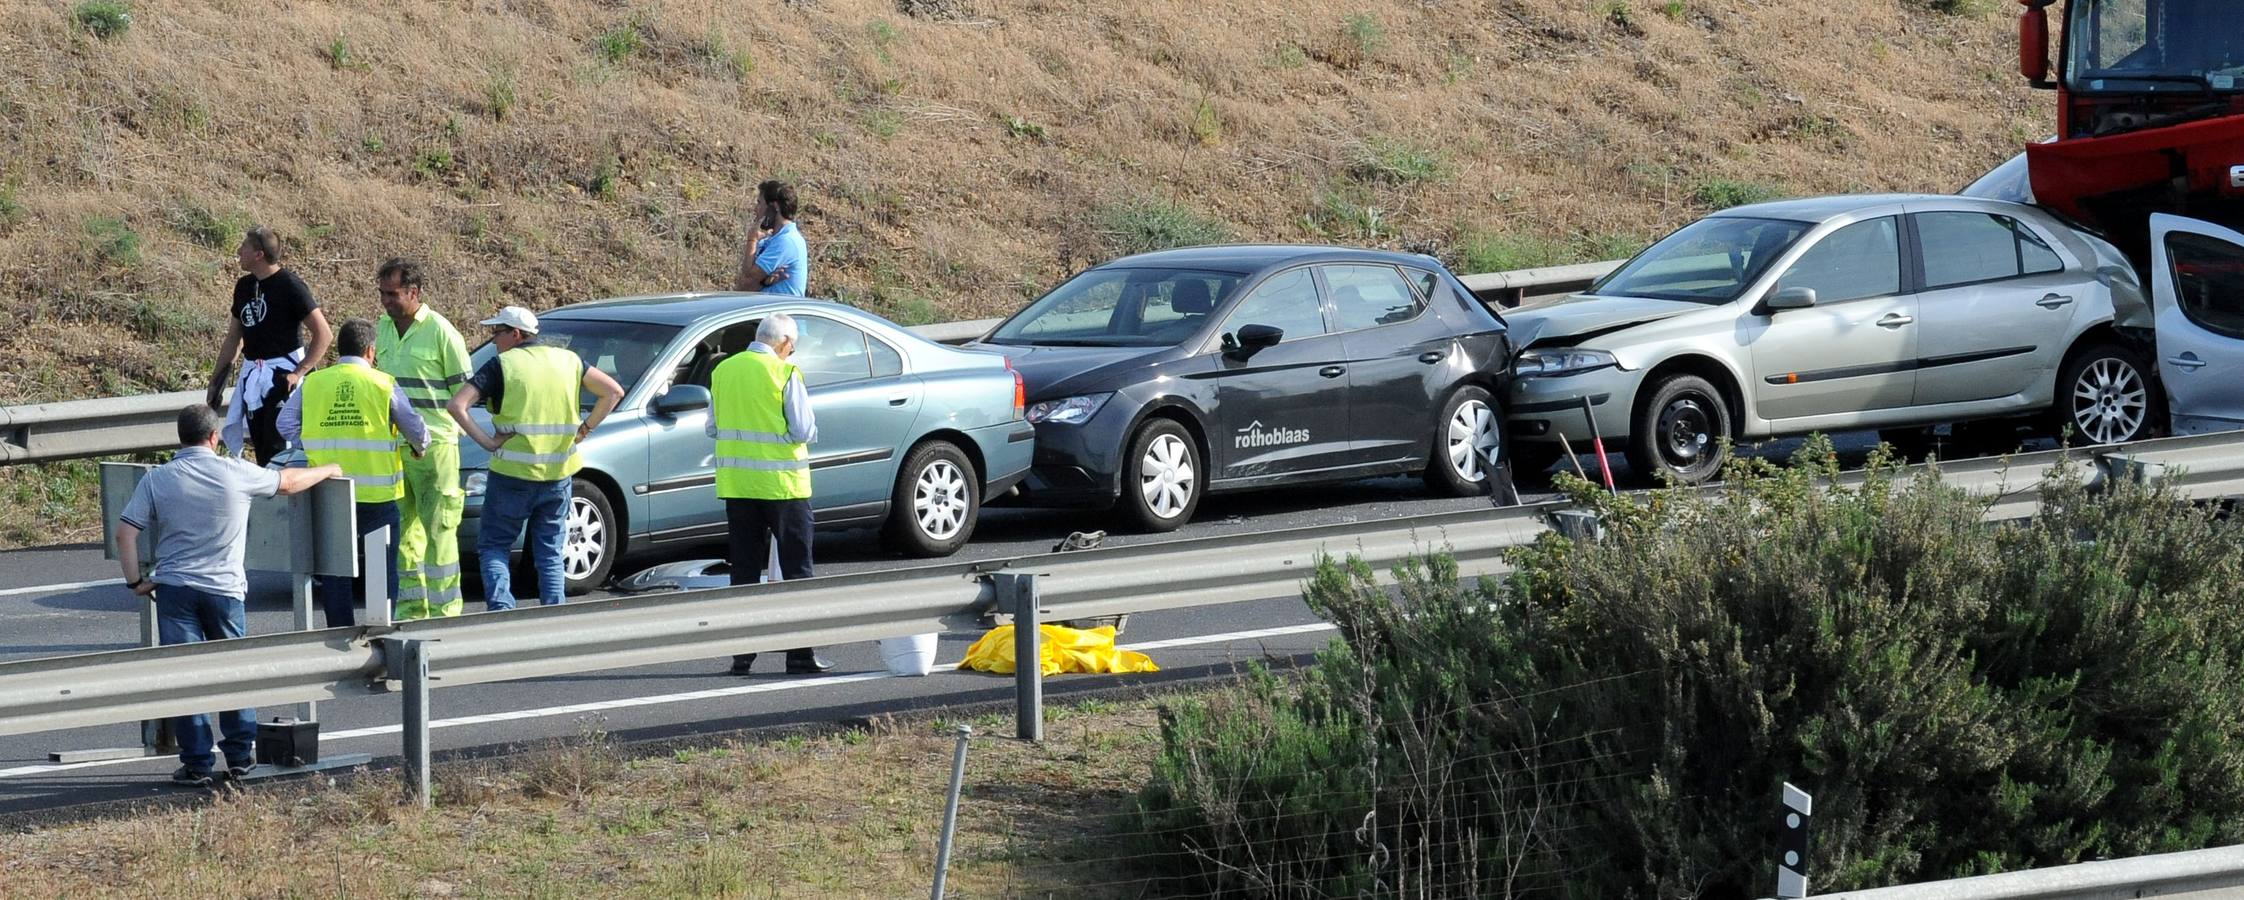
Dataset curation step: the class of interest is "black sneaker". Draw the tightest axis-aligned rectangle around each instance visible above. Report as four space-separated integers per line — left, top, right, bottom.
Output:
170 766 214 788
226 762 255 781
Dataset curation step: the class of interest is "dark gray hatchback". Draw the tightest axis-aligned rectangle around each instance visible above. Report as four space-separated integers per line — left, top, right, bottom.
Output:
968 245 1514 532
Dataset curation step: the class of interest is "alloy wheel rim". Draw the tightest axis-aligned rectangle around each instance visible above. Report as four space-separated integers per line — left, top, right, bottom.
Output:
1139 433 1195 519
913 459 970 540
1659 396 1715 468
2072 358 2146 445
1446 399 1498 484
564 495 603 579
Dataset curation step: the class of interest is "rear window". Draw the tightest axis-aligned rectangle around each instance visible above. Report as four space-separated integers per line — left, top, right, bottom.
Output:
1916 212 2067 289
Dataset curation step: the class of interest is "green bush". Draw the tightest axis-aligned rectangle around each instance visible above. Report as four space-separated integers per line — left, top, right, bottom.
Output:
1351 137 1445 185
170 202 250 249
84 216 141 267
595 20 643 65
1141 442 2244 896
1094 197 1231 256
73 1 131 40
1456 229 1644 274
1693 177 1785 209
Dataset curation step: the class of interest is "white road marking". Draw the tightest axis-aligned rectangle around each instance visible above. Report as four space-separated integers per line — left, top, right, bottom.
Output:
0 578 122 598
0 620 1340 780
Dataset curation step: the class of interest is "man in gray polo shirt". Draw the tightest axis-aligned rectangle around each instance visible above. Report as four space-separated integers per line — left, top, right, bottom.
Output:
114 405 340 787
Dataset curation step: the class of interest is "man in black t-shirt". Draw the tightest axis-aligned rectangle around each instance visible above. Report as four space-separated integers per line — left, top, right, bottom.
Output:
205 225 332 465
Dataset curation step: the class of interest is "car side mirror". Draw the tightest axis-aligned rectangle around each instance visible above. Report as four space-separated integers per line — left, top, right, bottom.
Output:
653 384 711 416
1765 286 1817 311
1224 323 1284 358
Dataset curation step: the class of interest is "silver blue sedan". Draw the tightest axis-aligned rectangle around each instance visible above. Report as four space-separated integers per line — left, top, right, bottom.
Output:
455 293 1034 594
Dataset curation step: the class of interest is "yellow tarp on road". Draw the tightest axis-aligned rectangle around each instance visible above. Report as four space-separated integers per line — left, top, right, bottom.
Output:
956 624 1160 676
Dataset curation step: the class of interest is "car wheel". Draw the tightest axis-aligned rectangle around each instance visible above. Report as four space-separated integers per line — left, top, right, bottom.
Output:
1424 386 1502 497
1119 418 1200 533
562 477 619 596
1626 374 1732 485
2055 343 2156 446
884 440 980 558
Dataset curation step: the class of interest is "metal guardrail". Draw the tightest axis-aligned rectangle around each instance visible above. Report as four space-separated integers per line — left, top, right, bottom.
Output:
1805 844 2244 899
5 430 2241 741
0 317 1006 465
0 257 1620 465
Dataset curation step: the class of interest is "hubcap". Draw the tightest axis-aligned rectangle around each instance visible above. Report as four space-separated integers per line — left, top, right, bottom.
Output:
563 495 604 580
1658 396 1716 469
1138 433 1196 519
1446 399 1499 483
2071 358 2147 445
913 459 970 541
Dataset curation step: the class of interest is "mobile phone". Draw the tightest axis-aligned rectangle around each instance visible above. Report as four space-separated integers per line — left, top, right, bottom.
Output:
759 203 779 231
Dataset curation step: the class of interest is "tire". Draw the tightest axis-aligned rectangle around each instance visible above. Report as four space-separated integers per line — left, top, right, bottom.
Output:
1625 374 1733 485
561 477 620 596
883 440 980 558
1117 418 1201 533
2053 343 2156 446
1423 386 1502 497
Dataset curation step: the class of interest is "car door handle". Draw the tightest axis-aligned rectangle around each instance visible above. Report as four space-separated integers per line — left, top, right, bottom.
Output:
1876 314 1914 328
2169 352 2209 370
2036 293 2074 309
1318 365 1347 378
1416 351 1446 364
888 393 915 406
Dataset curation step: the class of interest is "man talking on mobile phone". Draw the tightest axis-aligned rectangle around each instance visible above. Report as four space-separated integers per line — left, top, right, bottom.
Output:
732 180 808 296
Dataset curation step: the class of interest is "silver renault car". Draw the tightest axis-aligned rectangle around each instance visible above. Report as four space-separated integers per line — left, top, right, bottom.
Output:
1504 194 2154 483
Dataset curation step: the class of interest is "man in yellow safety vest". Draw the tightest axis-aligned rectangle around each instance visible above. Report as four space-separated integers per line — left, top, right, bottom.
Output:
447 306 624 609
710 312 831 676
374 258 473 619
279 318 429 627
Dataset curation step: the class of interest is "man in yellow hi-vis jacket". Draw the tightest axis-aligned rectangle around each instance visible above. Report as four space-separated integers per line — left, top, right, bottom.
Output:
710 312 831 676
374 258 472 619
447 306 623 610
279 318 428 627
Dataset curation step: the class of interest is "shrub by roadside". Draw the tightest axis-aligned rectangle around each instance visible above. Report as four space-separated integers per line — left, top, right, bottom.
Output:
1140 440 2244 896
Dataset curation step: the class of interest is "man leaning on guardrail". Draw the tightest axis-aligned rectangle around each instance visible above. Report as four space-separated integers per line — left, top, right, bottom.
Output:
112 405 341 788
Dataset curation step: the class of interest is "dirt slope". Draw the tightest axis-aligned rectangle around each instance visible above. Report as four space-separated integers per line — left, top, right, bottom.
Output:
0 0 2042 546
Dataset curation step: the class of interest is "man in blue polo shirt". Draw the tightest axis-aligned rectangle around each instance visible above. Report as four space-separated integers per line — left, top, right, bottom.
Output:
733 180 808 296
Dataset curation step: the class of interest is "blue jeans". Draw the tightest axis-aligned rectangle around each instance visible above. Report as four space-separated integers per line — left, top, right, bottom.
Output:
478 472 570 610
154 585 256 772
317 501 400 628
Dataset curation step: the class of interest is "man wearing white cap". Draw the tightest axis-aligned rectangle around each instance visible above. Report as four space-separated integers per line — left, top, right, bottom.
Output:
445 306 625 609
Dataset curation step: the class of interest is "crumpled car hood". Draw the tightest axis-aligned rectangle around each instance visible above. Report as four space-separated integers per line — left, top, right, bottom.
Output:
1502 293 1704 349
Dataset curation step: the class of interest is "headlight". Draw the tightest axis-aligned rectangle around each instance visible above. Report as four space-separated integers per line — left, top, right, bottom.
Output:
462 470 487 497
1026 393 1113 425
1513 348 1619 378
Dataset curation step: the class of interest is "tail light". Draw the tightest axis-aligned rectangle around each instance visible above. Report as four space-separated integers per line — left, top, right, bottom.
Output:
1007 359 1026 420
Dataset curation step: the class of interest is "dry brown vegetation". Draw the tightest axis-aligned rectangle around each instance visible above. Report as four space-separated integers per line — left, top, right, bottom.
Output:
0 0 2044 547
0 699 1170 898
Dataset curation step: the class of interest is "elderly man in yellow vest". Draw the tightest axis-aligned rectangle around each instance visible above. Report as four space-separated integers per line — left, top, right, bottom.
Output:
710 313 832 676
278 318 429 627
447 306 624 610
374 258 473 619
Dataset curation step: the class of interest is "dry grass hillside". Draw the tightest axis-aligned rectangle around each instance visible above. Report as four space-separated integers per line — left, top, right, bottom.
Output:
0 0 2043 545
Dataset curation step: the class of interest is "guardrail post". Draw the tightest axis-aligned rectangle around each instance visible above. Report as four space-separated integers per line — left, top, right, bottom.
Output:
929 723 973 900
382 637 432 807
293 573 318 724
362 525 391 628
1776 782 1812 899
992 573 1043 742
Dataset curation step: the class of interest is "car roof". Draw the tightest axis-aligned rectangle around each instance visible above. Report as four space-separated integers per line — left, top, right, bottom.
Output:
537 292 866 327
1094 243 1442 272
1713 193 2035 223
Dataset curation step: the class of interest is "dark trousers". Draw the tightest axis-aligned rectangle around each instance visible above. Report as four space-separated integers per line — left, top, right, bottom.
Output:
249 377 294 466
318 501 400 628
727 498 815 666
154 585 256 772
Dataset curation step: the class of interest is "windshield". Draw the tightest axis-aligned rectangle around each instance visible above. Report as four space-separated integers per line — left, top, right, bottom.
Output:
987 267 1244 347
2067 0 2244 92
468 319 680 408
1587 216 1813 304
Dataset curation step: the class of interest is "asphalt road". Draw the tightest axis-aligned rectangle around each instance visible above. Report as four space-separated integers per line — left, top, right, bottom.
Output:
0 428 2025 819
